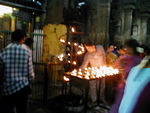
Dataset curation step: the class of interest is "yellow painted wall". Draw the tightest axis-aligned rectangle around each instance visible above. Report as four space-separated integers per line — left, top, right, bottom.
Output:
42 24 67 62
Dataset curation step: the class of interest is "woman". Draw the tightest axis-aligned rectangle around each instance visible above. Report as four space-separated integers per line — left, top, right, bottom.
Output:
119 55 150 113
109 39 142 113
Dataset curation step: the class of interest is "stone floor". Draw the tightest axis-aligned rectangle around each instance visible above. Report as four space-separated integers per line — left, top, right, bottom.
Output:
28 92 112 113
28 82 113 113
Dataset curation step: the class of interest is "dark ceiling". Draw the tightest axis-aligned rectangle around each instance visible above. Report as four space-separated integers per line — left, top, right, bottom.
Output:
0 0 46 13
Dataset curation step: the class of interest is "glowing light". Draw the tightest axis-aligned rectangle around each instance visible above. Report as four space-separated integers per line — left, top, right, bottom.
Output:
0 5 13 17
68 53 71 56
63 76 70 82
68 42 71 45
74 43 78 46
66 66 119 80
71 27 75 32
57 54 64 61
77 51 82 55
73 61 77 65
60 39 65 43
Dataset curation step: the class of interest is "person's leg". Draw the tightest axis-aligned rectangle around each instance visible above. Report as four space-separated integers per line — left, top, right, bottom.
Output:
89 80 97 103
15 87 29 113
1 95 15 113
100 78 107 104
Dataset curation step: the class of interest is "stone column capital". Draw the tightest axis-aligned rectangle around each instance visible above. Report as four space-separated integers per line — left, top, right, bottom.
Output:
123 4 135 12
139 12 150 18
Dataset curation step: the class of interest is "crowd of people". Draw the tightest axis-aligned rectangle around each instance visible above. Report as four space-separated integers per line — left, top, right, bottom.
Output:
77 38 150 113
0 29 150 113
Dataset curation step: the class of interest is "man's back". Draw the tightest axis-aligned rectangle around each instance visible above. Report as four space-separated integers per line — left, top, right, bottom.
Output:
0 43 30 95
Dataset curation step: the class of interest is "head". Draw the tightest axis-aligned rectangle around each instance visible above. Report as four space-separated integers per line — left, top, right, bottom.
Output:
141 45 150 57
84 39 96 53
119 45 126 55
24 38 33 48
96 45 105 56
11 29 26 44
124 39 140 56
108 44 114 53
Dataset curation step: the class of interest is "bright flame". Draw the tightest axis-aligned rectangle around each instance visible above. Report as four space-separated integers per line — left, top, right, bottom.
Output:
73 61 77 65
0 5 13 17
60 39 65 43
68 53 71 56
57 54 64 61
74 43 78 46
66 66 119 80
77 51 82 55
68 42 71 45
63 76 70 82
76 44 85 55
71 27 75 32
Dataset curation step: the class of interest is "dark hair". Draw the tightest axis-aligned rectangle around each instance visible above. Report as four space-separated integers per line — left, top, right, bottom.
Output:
141 45 150 56
24 38 33 47
124 39 140 56
11 29 26 42
84 39 94 46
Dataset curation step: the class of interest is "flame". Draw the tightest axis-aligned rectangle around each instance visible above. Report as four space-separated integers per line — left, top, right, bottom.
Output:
68 53 71 56
71 27 75 32
57 54 64 61
60 39 65 43
77 51 82 55
73 61 77 65
74 43 78 46
63 76 70 82
68 42 71 45
66 66 119 80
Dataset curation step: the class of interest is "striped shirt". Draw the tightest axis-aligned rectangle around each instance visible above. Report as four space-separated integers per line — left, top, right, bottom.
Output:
0 43 35 95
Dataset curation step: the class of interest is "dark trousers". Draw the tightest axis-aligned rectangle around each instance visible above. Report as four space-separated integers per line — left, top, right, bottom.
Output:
1 86 29 113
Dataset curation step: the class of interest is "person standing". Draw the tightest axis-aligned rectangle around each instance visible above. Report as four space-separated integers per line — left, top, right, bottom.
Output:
109 39 142 113
106 44 118 102
0 29 35 113
80 40 106 105
118 55 150 113
106 44 118 67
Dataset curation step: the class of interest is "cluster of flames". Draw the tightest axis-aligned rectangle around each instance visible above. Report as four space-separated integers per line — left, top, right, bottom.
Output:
58 39 85 64
64 66 119 81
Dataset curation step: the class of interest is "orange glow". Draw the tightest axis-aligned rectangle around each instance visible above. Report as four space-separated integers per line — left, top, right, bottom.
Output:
63 76 70 82
60 39 65 43
57 54 64 61
73 61 77 65
66 66 119 80
71 27 75 32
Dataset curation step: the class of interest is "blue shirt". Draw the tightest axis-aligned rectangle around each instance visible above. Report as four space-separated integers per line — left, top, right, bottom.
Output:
0 43 35 95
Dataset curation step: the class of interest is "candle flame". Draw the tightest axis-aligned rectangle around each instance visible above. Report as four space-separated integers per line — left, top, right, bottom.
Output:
63 76 70 82
66 66 119 79
73 61 77 65
60 39 65 43
57 54 64 61
71 27 75 32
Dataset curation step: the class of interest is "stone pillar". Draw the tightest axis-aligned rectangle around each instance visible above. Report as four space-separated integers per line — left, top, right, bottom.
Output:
87 0 111 48
123 4 135 43
113 9 124 45
139 13 149 44
45 0 64 24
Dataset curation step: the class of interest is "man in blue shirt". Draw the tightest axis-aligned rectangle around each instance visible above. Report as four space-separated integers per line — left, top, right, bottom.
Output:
0 29 35 113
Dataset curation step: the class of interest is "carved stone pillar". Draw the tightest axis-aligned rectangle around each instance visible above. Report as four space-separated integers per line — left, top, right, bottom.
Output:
123 4 135 43
45 0 64 24
87 0 111 48
139 13 149 44
113 8 124 45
